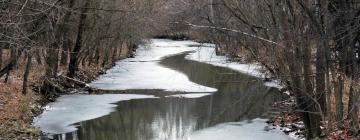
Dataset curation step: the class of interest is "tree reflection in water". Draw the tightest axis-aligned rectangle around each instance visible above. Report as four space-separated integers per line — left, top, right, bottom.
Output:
54 52 285 140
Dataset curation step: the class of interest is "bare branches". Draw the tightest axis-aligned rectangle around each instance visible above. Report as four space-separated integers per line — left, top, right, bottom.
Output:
74 7 129 13
17 0 29 16
173 21 283 47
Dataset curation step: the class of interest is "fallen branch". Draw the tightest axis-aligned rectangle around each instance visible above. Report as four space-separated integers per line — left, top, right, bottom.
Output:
58 74 90 88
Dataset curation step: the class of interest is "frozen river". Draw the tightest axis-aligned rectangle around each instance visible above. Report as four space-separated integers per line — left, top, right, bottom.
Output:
34 39 293 140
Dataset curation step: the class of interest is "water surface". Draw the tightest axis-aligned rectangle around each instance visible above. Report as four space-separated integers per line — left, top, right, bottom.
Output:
34 39 292 140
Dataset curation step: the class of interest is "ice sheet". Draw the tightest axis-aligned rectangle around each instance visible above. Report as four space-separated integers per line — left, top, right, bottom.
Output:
91 39 217 92
33 94 156 135
185 46 263 78
189 119 294 140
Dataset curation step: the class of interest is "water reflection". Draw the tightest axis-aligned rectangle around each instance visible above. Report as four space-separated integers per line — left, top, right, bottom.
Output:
54 52 285 140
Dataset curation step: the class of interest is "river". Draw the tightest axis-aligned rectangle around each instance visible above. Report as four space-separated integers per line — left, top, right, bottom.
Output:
34 39 294 140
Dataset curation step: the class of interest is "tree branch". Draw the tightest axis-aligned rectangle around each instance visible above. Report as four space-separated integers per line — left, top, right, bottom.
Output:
172 21 284 47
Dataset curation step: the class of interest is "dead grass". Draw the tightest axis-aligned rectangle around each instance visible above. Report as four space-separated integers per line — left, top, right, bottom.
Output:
0 56 46 139
0 79 41 139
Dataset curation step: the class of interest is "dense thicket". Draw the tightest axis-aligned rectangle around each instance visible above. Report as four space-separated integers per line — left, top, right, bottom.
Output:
173 0 360 139
0 0 177 94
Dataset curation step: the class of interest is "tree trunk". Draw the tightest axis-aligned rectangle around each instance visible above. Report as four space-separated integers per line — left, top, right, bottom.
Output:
45 42 60 78
22 49 32 95
60 43 69 65
0 48 2 68
304 42 322 137
102 46 110 67
112 45 118 62
88 46 97 66
316 42 327 115
335 75 344 123
348 80 359 130
278 3 321 138
348 34 359 130
2 48 17 82
67 0 90 78
95 46 101 65
118 43 123 58
60 0 76 66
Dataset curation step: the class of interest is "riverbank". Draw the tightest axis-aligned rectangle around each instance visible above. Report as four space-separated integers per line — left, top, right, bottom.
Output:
185 40 307 139
0 46 132 139
1 39 300 139
34 39 295 139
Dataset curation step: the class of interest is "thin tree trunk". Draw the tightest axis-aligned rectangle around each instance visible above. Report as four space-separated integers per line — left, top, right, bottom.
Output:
5 48 15 82
94 46 101 65
118 44 123 58
4 49 16 83
348 80 359 129
88 46 97 66
102 46 110 67
22 49 32 95
111 45 118 62
3 48 22 83
0 48 2 68
304 42 322 137
335 75 344 123
316 42 327 115
60 43 69 65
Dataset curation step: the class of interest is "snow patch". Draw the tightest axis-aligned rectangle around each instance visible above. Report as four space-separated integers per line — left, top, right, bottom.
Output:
189 119 294 140
33 94 156 136
91 39 217 92
185 47 264 78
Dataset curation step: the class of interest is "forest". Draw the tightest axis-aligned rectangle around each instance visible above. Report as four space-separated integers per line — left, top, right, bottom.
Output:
0 0 359 140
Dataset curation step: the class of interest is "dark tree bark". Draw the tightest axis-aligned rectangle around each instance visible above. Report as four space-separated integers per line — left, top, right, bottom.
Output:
316 43 327 115
278 3 321 138
60 0 76 66
111 45 118 62
22 49 32 95
68 0 90 78
335 75 344 123
45 42 60 78
102 46 110 67
2 48 22 83
0 47 2 68
94 46 101 65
